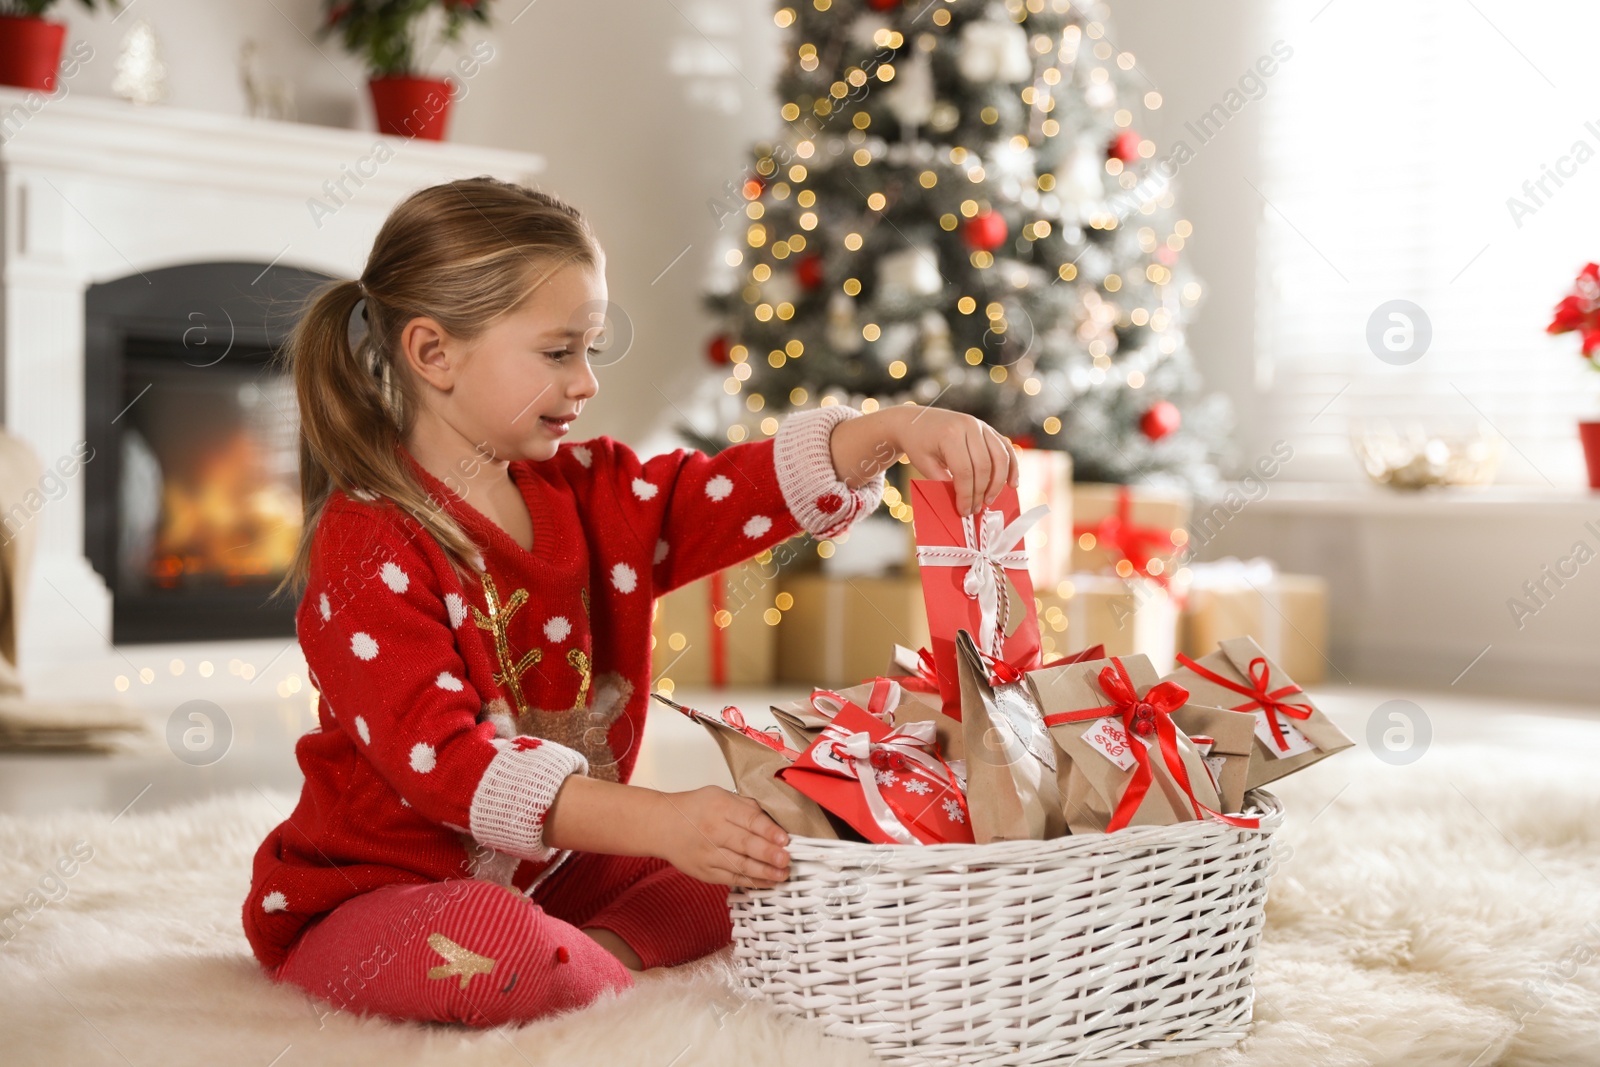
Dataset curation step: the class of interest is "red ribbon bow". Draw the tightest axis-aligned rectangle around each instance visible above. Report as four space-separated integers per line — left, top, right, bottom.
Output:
1072 486 1182 588
721 706 792 753
1175 653 1312 753
1043 657 1258 831
890 641 1108 692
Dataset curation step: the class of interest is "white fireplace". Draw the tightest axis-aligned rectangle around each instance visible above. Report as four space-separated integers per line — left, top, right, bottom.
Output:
0 86 543 703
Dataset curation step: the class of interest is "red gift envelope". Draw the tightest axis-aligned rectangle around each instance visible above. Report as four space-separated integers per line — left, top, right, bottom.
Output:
777 703 974 846
910 479 1046 720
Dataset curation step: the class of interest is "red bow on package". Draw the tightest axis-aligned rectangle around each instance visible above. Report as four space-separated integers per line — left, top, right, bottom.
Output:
1044 657 1258 831
1072 486 1183 588
1174 653 1312 753
778 703 974 846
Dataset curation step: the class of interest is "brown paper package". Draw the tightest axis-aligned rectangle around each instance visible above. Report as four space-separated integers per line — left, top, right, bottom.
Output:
1169 703 1257 814
954 629 1067 843
692 714 848 841
1162 635 1354 789
651 562 777 687
1030 652 1221 835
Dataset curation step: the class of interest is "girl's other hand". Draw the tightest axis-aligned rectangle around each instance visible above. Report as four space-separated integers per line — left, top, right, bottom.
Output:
651 785 790 889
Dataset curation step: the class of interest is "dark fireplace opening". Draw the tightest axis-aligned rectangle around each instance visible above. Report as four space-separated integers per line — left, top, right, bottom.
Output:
85 262 334 644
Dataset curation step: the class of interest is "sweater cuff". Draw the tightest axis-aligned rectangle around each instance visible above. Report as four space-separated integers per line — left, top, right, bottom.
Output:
773 405 887 540
468 738 589 862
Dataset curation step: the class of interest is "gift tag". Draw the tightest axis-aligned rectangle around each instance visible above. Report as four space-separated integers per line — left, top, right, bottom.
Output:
1203 755 1227 792
1253 709 1317 758
1083 717 1138 772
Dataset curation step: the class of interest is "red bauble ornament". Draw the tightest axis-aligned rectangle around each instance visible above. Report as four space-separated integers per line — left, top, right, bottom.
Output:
963 210 1008 252
796 254 825 290
1108 130 1142 164
865 0 901 9
1140 400 1182 441
706 334 731 365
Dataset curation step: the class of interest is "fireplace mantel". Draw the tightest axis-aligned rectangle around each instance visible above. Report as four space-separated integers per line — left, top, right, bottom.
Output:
0 87 544 686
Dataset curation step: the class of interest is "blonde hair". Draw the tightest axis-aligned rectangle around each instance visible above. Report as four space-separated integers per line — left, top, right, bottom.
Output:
269 176 603 605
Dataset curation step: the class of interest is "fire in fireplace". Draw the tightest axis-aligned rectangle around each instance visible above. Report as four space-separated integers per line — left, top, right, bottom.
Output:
85 261 334 644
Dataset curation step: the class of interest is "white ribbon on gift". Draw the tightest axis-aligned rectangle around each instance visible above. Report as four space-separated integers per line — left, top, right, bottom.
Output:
817 718 956 846
916 503 1049 657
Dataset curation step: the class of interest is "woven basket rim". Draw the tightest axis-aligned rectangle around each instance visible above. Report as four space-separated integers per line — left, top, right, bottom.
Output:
773 787 1284 863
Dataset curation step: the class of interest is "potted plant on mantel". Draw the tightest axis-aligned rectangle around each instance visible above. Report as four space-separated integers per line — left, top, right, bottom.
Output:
1546 262 1600 489
320 0 492 142
0 0 119 92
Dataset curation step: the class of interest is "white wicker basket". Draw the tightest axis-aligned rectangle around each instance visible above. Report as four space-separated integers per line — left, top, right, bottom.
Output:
728 789 1284 1066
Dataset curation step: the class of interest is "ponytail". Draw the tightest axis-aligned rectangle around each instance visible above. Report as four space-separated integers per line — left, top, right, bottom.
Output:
268 276 483 605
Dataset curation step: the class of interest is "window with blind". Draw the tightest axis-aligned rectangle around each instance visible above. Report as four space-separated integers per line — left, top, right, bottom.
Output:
1252 0 1600 485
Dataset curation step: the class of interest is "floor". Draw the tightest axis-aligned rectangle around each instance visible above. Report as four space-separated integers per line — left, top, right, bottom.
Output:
2 662 1597 818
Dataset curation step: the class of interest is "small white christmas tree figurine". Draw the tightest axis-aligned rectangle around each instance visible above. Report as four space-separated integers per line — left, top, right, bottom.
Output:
111 18 167 106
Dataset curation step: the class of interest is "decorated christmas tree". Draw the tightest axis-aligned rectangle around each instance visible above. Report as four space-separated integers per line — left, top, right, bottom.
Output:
696 0 1228 493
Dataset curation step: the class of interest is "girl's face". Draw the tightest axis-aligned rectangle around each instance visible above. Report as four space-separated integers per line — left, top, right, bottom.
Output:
411 260 608 465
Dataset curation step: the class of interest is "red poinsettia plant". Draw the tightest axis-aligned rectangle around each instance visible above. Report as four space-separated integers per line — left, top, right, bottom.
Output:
1546 262 1600 361
321 0 491 78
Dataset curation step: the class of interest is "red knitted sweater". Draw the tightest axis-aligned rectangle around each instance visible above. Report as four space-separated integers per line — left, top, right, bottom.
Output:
242 405 885 971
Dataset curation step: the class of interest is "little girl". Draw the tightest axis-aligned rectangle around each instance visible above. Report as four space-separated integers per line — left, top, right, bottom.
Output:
244 176 1019 1027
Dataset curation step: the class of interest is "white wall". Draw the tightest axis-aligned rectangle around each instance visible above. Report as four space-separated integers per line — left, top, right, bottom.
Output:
52 0 783 445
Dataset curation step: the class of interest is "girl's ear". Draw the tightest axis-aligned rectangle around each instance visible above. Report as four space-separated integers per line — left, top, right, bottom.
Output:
400 315 459 391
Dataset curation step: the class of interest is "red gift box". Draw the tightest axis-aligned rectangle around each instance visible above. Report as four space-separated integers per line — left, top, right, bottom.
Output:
777 702 974 845
910 480 1046 720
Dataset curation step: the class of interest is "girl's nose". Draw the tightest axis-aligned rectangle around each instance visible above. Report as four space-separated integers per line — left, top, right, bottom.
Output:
571 358 599 400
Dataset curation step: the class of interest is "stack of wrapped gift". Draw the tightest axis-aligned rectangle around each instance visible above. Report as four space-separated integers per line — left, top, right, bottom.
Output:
1034 482 1191 674
655 479 1353 845
1178 557 1331 685
651 559 778 689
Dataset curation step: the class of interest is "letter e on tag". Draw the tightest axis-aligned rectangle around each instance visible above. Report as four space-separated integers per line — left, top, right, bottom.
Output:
1084 717 1138 772
1253 710 1316 758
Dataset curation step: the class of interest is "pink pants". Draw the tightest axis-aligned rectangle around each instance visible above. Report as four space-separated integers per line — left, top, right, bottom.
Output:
273 851 733 1026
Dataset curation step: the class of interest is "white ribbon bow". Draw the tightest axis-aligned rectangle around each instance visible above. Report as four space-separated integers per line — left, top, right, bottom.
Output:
819 719 952 846
916 503 1049 657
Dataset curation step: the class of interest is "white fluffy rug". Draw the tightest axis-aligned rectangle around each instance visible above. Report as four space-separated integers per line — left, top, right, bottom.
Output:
2 743 1597 1067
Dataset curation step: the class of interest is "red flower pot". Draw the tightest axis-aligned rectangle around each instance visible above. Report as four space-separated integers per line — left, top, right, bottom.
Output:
1580 421 1600 490
368 75 455 140
0 16 67 93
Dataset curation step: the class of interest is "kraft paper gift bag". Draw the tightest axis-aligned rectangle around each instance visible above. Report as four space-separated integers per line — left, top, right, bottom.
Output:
652 694 848 840
1164 635 1353 789
1031 652 1221 835
954 628 1066 843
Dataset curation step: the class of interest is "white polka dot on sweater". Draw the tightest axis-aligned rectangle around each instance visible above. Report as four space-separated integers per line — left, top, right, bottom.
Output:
354 716 370 744
654 540 669 565
611 562 638 594
351 632 379 660
318 593 331 621
410 742 437 773
444 593 466 629
435 671 463 691
570 445 593 468
705 474 733 501
632 477 658 501
744 515 773 538
380 562 409 594
262 891 288 913
399 797 411 808
544 616 572 642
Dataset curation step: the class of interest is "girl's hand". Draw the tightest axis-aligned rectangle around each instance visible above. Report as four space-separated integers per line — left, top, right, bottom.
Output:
826 404 1021 516
651 785 790 889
